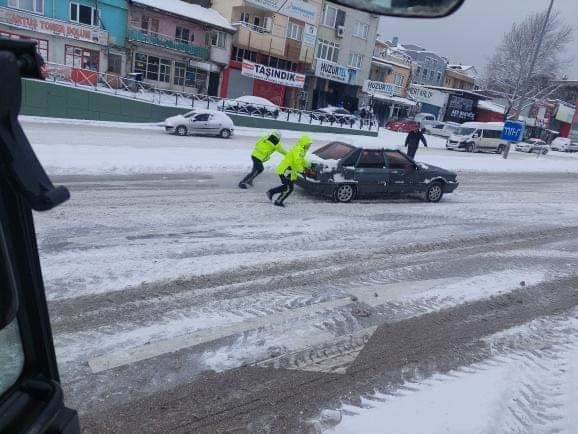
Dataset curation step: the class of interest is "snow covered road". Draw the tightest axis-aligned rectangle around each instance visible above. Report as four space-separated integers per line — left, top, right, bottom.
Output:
19 117 578 433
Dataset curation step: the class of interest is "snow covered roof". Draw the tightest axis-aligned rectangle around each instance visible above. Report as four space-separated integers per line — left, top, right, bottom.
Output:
132 0 235 32
478 100 506 114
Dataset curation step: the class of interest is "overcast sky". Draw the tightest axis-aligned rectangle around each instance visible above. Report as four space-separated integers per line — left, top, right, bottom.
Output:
378 0 578 77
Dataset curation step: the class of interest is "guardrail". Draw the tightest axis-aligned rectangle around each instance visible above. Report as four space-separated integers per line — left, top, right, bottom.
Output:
43 63 377 131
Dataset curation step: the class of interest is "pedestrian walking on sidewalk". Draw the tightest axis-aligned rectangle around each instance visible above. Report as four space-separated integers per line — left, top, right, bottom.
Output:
404 124 428 159
239 131 286 189
267 135 312 207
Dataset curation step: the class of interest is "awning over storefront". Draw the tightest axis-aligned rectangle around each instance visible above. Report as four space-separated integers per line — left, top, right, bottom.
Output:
371 93 417 106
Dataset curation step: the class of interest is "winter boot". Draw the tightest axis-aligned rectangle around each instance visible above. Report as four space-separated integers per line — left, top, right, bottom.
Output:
238 182 248 189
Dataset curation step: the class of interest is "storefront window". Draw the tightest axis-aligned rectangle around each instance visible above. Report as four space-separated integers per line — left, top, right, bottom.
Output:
65 45 99 71
8 0 43 14
173 61 207 90
108 53 122 74
0 31 48 61
159 59 171 83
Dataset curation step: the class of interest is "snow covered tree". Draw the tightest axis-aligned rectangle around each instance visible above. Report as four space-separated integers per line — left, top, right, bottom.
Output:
485 9 574 119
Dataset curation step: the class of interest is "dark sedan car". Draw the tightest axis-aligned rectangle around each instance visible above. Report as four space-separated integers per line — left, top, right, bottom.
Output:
297 142 459 203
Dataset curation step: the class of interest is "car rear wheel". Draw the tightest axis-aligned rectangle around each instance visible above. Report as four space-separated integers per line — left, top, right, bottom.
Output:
426 181 444 203
497 144 505 154
176 125 187 136
220 129 231 139
334 184 355 203
541 148 548 155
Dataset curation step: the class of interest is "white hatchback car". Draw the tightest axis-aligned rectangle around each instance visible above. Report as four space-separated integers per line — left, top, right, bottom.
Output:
551 137 571 152
164 110 234 138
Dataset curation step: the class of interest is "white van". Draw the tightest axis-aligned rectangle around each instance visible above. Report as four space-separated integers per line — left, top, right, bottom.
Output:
446 122 507 154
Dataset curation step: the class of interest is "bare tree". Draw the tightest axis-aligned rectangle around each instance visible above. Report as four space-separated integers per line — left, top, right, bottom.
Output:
485 9 574 119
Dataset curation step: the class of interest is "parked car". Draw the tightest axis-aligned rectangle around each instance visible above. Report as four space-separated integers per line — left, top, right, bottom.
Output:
164 110 234 138
312 106 356 124
446 122 507 153
550 137 571 152
414 112 438 129
515 138 550 154
296 141 459 203
567 142 578 153
223 96 280 118
424 121 460 138
386 119 420 133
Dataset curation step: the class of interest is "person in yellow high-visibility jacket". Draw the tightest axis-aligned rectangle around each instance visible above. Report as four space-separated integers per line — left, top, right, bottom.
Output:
266 135 312 207
239 131 286 189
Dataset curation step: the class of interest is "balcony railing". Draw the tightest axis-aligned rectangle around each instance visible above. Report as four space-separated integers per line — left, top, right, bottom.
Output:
128 28 209 60
232 21 271 34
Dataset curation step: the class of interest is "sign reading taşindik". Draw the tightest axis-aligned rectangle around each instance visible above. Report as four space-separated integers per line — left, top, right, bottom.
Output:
242 60 305 88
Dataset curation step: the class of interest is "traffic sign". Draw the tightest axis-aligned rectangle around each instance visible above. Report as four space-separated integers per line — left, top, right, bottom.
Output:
501 121 525 142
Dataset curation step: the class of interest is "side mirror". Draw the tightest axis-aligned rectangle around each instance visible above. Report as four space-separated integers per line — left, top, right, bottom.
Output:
473 134 479 138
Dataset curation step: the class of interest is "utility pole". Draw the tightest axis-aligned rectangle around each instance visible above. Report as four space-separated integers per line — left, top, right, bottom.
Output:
503 0 554 159
515 0 555 121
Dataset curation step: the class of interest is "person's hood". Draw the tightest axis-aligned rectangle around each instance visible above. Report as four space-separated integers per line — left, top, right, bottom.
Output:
297 135 313 151
271 130 281 141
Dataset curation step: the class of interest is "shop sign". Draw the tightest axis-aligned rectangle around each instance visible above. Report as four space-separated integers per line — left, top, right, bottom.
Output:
555 104 575 124
0 6 108 45
245 0 318 25
303 24 317 47
445 94 477 123
315 60 350 84
363 80 397 97
242 60 305 88
408 84 447 107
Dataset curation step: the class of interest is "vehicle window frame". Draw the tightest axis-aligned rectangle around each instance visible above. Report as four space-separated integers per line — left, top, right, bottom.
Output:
356 149 386 169
384 150 415 170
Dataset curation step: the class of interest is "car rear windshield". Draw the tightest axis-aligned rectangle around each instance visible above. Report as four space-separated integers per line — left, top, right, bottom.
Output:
314 143 356 160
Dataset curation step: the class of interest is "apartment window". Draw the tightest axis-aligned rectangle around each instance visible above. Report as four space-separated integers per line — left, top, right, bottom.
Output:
175 26 190 44
322 5 345 29
353 21 369 39
394 73 404 87
437 71 442 84
240 12 250 23
422 68 427 80
210 31 226 49
348 52 364 69
174 61 207 89
429 70 434 82
8 0 43 14
253 16 262 27
69 2 98 26
231 46 257 63
287 22 303 41
316 39 340 63
321 4 337 27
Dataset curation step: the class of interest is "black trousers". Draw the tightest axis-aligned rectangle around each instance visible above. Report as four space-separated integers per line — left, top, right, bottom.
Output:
268 175 294 204
240 156 264 185
407 145 418 159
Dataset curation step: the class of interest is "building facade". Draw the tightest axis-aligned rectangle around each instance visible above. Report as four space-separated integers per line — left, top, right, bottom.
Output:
394 39 446 87
444 64 477 91
307 1 379 111
126 0 235 95
0 0 127 74
212 0 322 108
364 39 415 124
